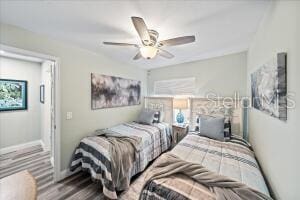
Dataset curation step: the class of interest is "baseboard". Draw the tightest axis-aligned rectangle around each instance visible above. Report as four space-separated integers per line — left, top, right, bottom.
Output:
40 140 45 150
39 140 51 151
59 167 81 181
0 140 44 155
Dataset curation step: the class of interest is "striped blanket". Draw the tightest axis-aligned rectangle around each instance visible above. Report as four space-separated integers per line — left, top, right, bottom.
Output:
70 122 171 199
139 133 270 200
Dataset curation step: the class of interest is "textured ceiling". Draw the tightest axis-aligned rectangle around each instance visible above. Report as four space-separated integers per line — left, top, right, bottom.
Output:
0 1 270 69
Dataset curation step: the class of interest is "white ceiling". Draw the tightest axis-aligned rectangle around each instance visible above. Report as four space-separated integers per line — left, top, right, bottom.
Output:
0 1 270 69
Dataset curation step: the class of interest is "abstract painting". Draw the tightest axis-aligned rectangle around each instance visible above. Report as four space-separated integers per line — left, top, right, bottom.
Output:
251 53 287 121
0 79 28 111
91 73 141 109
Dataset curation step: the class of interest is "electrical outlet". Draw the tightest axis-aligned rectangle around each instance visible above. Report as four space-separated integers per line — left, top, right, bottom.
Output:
66 112 73 120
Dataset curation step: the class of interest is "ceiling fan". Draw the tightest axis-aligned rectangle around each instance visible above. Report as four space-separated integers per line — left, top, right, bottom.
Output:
103 16 196 60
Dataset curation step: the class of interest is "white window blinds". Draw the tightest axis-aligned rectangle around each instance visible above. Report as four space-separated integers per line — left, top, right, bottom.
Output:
154 77 196 95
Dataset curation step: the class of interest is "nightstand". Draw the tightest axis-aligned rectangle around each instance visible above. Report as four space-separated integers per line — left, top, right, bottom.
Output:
172 123 189 147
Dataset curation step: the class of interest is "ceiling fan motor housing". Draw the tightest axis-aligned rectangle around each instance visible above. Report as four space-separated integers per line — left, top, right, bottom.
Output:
143 29 159 46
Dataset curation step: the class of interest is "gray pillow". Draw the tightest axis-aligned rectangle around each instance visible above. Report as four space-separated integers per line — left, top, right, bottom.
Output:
199 115 225 141
137 109 156 125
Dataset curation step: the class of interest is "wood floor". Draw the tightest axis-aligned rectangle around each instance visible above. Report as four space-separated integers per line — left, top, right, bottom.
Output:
0 145 105 200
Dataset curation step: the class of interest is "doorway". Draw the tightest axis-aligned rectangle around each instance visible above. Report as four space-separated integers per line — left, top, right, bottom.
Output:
0 44 61 182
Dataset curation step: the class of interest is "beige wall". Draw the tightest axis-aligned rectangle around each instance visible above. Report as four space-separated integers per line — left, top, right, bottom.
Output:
247 1 300 199
0 23 147 170
148 52 247 97
0 56 42 148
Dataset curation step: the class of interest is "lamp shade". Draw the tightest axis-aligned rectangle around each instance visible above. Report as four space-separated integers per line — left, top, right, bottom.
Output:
173 99 188 109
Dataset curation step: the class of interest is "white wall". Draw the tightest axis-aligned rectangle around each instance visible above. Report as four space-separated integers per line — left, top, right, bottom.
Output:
247 1 300 199
40 60 52 151
0 23 147 170
0 56 42 148
148 52 247 97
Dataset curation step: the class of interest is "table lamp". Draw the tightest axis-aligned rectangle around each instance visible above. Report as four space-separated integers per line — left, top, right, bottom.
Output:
173 98 188 124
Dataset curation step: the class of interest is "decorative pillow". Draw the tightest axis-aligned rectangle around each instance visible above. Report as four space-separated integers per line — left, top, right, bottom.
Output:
195 115 231 140
153 111 160 123
137 109 156 125
153 111 165 123
224 117 232 139
198 115 225 141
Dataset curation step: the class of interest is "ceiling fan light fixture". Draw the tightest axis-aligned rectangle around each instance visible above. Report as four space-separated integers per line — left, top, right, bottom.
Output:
140 46 157 59
103 16 195 60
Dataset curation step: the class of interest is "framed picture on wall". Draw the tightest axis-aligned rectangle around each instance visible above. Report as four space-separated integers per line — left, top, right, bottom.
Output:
0 79 28 111
251 52 287 121
91 73 141 109
40 84 45 104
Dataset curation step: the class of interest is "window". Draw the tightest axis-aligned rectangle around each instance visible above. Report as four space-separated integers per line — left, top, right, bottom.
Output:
154 77 195 95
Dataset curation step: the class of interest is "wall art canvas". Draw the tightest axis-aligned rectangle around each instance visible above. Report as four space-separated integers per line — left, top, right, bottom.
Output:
0 79 28 111
251 52 287 121
91 73 141 109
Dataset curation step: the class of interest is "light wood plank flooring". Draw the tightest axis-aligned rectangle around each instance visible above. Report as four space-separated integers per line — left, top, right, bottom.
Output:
0 145 104 200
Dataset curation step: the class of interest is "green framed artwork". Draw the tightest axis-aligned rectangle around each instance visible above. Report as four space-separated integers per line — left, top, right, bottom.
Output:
0 79 28 111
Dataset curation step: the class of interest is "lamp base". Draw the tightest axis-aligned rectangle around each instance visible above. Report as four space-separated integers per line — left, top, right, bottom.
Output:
176 112 184 124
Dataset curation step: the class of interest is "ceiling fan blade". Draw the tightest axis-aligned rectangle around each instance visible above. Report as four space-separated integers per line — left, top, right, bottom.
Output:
103 42 138 47
131 16 151 43
133 52 142 60
158 49 174 59
159 36 195 47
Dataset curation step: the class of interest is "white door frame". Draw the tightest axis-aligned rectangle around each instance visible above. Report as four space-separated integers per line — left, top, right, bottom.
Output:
0 44 62 182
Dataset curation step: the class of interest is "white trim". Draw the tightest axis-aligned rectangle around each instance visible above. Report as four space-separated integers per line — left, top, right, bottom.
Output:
0 44 58 61
0 44 62 183
53 59 61 182
0 140 43 155
40 140 45 149
0 50 44 63
40 140 45 150
39 140 51 151
50 156 54 167
60 167 81 180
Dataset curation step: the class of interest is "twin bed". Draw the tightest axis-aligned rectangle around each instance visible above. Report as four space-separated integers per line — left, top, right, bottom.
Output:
139 133 270 200
70 97 271 200
70 122 171 199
